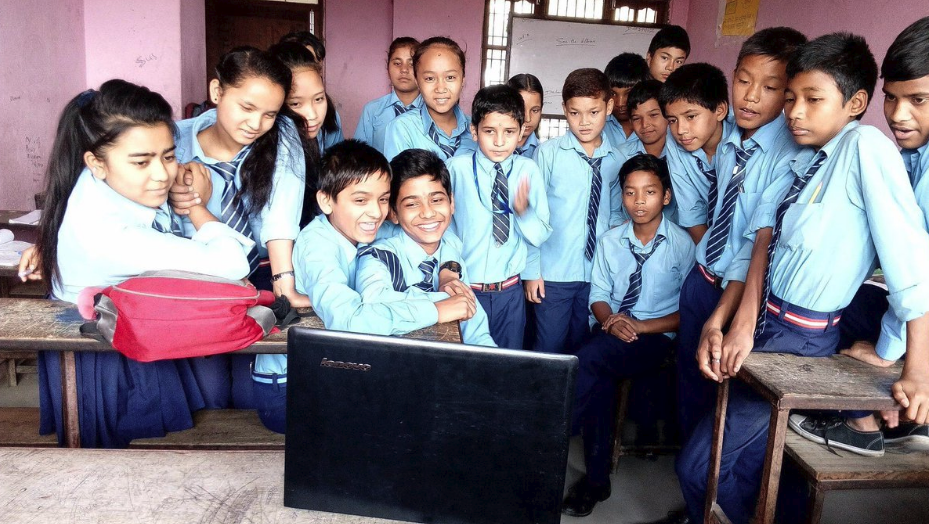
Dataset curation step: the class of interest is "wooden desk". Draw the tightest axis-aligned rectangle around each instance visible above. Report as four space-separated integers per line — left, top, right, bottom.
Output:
0 448 408 523
0 298 461 448
0 209 39 242
704 353 902 524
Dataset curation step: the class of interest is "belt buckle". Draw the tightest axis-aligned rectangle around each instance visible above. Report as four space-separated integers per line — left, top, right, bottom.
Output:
484 282 500 292
712 275 723 291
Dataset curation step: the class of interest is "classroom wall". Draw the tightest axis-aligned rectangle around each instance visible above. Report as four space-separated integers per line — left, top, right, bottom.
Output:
180 0 207 110
0 0 87 211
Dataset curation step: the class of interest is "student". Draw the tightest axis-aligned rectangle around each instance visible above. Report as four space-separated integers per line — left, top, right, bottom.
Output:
528 68 622 354
676 33 929 524
603 52 650 147
33 80 254 447
646 25 690 83
506 73 544 158
170 47 309 409
254 140 477 433
562 154 695 517
383 37 477 161
447 85 552 349
356 148 495 346
355 37 423 154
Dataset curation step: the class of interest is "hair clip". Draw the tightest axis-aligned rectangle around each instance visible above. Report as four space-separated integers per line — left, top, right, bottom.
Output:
76 89 97 108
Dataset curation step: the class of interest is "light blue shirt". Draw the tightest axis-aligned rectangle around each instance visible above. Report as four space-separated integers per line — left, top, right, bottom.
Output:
613 131 678 225
354 92 423 154
255 214 441 381
174 109 305 257
53 169 254 303
354 231 496 346
447 150 552 283
318 109 344 154
768 122 929 324
604 115 633 149
589 217 695 332
383 104 477 161
700 114 799 284
526 131 623 282
516 133 540 159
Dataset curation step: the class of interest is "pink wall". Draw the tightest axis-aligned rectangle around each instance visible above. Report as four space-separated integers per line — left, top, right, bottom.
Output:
669 0 690 26
0 0 87 210
180 0 207 109
683 0 922 132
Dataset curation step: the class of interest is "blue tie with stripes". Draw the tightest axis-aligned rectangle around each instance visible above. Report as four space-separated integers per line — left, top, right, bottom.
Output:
152 208 181 235
696 158 719 228
358 246 408 292
492 162 510 245
618 235 666 316
207 155 260 275
392 101 414 117
428 123 460 160
577 151 603 261
704 144 758 266
757 151 827 334
412 257 438 292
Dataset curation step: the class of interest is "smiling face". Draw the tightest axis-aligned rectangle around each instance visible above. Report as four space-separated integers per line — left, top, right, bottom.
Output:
646 47 688 82
388 45 418 96
518 89 543 144
630 98 668 147
416 45 464 119
86 123 178 208
210 76 285 148
664 99 727 155
287 67 328 139
732 54 789 140
785 70 865 149
564 96 613 154
622 169 670 226
318 172 390 245
471 111 521 163
883 76 929 150
392 174 454 255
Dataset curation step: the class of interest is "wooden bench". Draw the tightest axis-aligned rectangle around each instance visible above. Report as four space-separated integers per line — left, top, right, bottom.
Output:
0 407 58 447
130 409 285 450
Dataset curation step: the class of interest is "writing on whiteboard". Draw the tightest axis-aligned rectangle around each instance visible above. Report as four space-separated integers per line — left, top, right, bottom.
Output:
555 37 596 47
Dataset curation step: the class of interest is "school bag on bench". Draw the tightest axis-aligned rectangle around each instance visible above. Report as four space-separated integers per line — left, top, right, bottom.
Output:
78 270 293 362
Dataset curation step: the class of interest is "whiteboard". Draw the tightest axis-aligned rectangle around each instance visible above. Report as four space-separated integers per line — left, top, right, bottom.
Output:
507 17 660 115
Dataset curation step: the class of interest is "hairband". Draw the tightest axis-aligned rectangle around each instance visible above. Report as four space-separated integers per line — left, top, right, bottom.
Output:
76 89 97 108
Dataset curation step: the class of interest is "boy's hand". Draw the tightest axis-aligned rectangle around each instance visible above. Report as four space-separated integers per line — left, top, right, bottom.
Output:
440 279 473 298
436 293 477 323
524 279 545 303
697 324 724 383
169 163 208 215
17 246 42 282
513 178 530 216
892 371 929 424
840 341 896 368
603 314 640 343
720 323 755 379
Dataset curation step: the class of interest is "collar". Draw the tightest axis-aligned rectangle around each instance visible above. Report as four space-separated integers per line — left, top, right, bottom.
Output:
418 103 469 138
388 91 423 110
316 214 360 262
397 230 444 264
178 108 251 165
725 113 786 154
902 141 929 185
521 133 540 150
789 120 859 175
559 128 615 159
475 148 515 174
619 215 668 250
85 168 161 226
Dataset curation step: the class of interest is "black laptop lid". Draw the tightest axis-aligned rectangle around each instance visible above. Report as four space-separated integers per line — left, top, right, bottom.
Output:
284 327 577 524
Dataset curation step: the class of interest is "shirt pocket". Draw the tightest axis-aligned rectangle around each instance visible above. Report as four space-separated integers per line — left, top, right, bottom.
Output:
735 191 763 231
645 265 684 308
779 202 825 251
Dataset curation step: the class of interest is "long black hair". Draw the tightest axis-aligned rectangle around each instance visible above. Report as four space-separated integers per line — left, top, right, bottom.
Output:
37 79 175 290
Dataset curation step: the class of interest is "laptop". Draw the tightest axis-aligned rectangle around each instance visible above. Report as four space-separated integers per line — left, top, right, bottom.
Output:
284 327 577 524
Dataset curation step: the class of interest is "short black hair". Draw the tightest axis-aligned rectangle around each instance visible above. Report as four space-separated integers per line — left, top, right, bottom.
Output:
318 139 391 200
279 31 325 62
658 63 728 112
787 32 877 119
388 149 451 211
627 79 664 114
648 25 690 57
619 153 671 193
562 68 612 103
472 84 525 127
736 27 807 69
506 73 544 103
882 16 929 82
604 52 650 89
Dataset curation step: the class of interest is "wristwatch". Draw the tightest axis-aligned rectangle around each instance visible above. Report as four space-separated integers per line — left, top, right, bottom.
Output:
439 261 463 279
271 270 295 282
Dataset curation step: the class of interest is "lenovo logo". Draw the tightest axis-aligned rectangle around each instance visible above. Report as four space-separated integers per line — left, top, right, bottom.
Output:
320 358 371 372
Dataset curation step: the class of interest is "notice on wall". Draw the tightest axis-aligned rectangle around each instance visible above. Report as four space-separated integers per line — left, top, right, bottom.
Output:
721 0 760 36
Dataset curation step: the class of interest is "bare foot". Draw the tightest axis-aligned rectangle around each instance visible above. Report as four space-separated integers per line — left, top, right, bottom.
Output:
840 341 896 368
847 414 881 432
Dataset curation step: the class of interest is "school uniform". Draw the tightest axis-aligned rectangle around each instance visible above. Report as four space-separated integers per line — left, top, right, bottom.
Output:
676 121 929 524
355 230 496 346
319 108 345 154
603 115 633 149
515 133 540 159
382 104 477 161
41 169 254 448
174 108 306 409
613 131 679 224
447 150 552 349
573 217 694 488
252 214 441 433
354 92 423 153
675 115 800 440
528 131 623 354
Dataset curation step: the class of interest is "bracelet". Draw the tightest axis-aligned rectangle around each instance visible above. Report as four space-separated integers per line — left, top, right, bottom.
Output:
271 270 295 282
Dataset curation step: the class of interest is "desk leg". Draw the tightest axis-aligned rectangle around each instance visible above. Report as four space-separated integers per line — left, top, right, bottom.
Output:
753 405 789 524
60 351 81 448
703 380 730 524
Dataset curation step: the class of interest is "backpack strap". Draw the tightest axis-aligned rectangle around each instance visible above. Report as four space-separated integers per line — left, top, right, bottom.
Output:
246 305 277 336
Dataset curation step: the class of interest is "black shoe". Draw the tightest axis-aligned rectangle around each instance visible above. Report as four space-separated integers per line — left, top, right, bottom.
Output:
639 509 691 524
561 476 610 517
883 422 929 450
788 414 884 457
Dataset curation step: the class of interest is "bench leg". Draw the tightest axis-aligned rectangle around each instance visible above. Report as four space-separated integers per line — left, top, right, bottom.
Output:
753 405 790 524
610 379 632 472
704 380 730 524
805 485 825 524
60 351 81 448
3 358 16 387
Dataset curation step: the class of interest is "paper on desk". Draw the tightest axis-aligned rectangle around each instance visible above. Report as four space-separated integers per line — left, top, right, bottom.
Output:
0 228 33 267
10 209 41 224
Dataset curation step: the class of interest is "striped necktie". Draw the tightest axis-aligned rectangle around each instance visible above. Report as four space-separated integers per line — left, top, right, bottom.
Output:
207 155 260 275
358 246 407 292
757 151 827 334
618 235 666 316
577 151 603 261
696 158 719 228
412 257 438 292
392 101 414 117
492 162 510 245
152 208 181 235
428 123 460 159
704 144 758 266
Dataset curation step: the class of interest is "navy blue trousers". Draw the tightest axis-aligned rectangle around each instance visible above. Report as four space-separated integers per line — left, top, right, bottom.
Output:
676 303 841 524
838 283 889 349
677 266 724 442
532 281 591 354
253 374 287 434
572 329 676 487
474 283 526 350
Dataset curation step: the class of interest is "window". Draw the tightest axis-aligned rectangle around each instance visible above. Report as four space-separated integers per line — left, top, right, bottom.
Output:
481 0 669 141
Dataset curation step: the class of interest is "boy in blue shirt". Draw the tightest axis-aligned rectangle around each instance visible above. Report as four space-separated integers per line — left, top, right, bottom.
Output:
676 33 929 524
253 140 477 433
446 85 552 349
562 154 695 517
528 68 623 354
646 25 690 83
603 52 650 148
356 149 495 346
